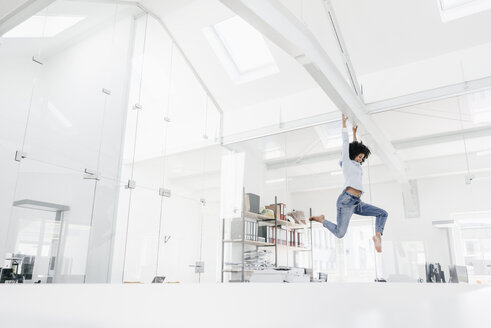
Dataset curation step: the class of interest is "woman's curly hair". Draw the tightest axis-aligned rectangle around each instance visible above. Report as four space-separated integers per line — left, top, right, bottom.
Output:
349 141 371 164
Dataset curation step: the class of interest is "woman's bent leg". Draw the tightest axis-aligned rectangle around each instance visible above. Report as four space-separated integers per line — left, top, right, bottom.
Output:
354 202 388 234
323 205 355 238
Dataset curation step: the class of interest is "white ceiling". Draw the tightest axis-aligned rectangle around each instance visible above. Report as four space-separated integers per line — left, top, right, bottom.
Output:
139 0 318 111
0 1 142 58
330 0 491 75
124 0 195 18
131 0 491 112
6 0 489 111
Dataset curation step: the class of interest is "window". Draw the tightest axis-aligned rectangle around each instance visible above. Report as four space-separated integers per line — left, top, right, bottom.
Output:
2 15 85 38
438 0 491 22
203 16 279 83
467 90 491 124
449 211 491 284
310 219 376 282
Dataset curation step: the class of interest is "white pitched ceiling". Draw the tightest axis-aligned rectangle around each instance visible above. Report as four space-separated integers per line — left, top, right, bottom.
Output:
330 0 491 75
0 1 142 57
0 0 32 21
138 0 319 111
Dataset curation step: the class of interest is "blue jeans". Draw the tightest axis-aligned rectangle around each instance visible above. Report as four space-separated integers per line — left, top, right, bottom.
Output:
323 191 388 238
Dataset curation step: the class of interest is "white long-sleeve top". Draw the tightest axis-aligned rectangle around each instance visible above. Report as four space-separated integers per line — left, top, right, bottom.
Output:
339 128 364 193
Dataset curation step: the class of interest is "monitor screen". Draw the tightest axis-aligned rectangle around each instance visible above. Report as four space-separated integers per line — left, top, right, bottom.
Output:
426 262 444 283
449 265 468 283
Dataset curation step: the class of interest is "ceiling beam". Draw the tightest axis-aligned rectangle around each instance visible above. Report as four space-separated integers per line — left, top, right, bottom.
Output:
219 0 410 186
366 76 491 113
266 125 491 170
392 124 491 149
222 110 340 145
279 156 491 194
0 0 56 36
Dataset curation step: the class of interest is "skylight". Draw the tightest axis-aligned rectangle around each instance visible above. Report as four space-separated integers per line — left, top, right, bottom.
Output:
438 0 491 22
2 15 85 38
203 16 279 83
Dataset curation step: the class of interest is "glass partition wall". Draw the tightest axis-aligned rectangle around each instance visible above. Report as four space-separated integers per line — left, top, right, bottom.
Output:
1 0 141 283
222 88 491 283
108 12 222 284
0 0 222 284
1 1 490 285
222 124 379 282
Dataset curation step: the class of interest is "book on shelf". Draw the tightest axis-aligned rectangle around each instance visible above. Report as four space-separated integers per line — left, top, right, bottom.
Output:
231 218 259 241
266 203 286 221
245 193 260 214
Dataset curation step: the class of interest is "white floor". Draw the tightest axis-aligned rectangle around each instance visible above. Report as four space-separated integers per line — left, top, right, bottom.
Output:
1 283 491 328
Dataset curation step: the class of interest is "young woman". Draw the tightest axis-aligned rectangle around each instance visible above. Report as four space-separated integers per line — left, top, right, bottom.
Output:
309 114 388 252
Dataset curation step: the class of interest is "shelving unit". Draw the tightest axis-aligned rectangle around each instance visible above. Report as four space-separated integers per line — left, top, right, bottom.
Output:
223 239 275 247
221 188 313 282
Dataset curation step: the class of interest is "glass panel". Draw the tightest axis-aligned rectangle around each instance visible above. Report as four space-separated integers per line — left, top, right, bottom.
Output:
109 180 132 283
165 47 220 154
222 130 316 282
131 15 172 171
85 3 143 283
0 0 47 267
112 10 223 284
156 146 223 283
20 0 118 173
122 187 161 283
85 177 123 283
1 0 138 283
5 158 96 283
9 206 62 283
159 194 202 283
223 122 385 282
